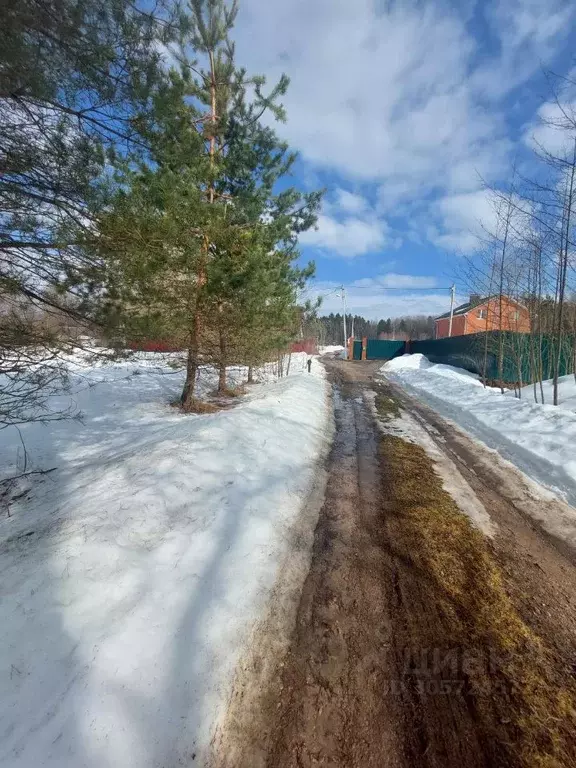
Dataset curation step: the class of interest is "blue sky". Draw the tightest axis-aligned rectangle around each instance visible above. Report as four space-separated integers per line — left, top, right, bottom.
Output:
233 0 576 319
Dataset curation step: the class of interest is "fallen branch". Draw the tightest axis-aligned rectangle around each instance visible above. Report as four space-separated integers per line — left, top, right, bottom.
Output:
0 468 57 485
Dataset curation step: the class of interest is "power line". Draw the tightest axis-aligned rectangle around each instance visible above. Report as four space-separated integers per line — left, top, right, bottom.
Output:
302 284 454 294
299 286 343 299
339 285 454 291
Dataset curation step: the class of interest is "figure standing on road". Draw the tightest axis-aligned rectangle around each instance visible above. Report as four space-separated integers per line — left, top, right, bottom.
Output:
307 357 312 373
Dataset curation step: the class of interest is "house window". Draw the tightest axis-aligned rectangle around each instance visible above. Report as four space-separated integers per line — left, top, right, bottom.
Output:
511 310 520 321
477 309 487 320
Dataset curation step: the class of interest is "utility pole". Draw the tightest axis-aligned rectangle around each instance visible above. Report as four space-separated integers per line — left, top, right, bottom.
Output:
448 283 456 338
341 285 348 359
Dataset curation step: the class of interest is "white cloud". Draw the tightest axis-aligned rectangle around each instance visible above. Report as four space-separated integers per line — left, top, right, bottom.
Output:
523 99 576 157
334 189 368 214
234 0 574 249
300 189 390 257
430 188 536 252
494 0 571 52
438 189 496 225
235 0 572 189
299 214 388 257
354 274 438 289
235 0 491 189
377 179 417 213
478 0 574 99
430 190 499 251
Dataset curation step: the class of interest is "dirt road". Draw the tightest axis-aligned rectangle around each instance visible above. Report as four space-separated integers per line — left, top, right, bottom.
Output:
214 359 576 768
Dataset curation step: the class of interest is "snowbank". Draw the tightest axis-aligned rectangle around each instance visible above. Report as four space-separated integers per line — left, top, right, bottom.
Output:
318 345 345 356
385 353 482 383
0 354 329 767
515 373 576 411
382 355 576 508
383 353 431 372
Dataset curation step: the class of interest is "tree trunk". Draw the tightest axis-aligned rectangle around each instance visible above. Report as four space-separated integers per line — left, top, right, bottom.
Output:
497 198 512 393
531 341 538 403
218 326 227 394
570 297 576 383
537 245 545 404
553 229 565 407
482 329 489 386
247 365 254 384
208 50 217 204
529 294 537 403
554 144 575 405
573 325 576 384
181 314 200 410
482 260 497 387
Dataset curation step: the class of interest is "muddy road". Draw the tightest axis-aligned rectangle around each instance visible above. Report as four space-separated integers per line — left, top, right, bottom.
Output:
214 359 576 768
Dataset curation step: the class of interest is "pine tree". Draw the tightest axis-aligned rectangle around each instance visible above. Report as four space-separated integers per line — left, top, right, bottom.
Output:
96 79 207 352
98 0 321 408
0 0 175 425
199 32 320 392
175 0 319 405
1 0 174 312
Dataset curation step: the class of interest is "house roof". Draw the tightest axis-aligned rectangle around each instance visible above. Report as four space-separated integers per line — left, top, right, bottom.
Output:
435 298 482 321
435 295 525 321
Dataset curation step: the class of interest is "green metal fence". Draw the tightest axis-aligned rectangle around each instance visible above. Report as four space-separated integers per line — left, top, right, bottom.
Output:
351 339 406 361
350 331 575 384
410 331 575 384
366 339 406 361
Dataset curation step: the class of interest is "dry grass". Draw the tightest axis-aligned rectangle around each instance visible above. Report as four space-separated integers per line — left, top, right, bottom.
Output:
380 431 576 768
171 398 223 414
374 388 401 421
214 385 246 398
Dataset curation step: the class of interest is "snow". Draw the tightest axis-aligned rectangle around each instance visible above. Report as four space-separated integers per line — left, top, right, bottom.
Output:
318 345 345 356
383 353 431 372
381 354 576 542
384 353 482 384
0 353 329 767
515 373 576 411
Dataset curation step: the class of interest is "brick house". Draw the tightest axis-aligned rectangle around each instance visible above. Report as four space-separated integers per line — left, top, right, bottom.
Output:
434 295 531 339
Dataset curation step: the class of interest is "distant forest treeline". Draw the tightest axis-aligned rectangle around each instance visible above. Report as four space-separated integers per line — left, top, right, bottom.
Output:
306 314 436 345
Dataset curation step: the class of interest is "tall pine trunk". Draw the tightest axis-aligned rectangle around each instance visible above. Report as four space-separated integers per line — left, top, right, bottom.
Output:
218 326 227 393
183 44 217 408
181 313 201 410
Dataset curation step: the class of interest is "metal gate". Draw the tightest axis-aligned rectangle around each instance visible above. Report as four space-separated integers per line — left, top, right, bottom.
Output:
365 339 406 360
